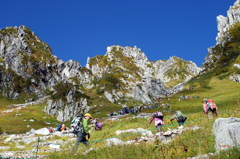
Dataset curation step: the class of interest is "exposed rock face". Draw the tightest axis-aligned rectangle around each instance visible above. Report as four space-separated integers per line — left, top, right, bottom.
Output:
204 0 240 64
229 64 240 83
213 117 240 150
229 74 240 82
0 25 88 122
86 45 201 103
45 98 89 122
216 0 240 45
134 77 167 103
104 90 124 103
203 0 240 81
0 25 201 118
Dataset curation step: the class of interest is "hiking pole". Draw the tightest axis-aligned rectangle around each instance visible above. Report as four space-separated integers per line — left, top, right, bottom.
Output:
35 137 40 159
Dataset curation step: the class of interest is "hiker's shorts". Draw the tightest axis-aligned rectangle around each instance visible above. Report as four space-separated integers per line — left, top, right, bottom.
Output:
177 116 187 125
76 132 88 144
209 108 217 115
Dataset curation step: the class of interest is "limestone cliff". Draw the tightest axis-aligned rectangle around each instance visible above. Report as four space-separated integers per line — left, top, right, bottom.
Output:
86 45 201 103
203 0 240 83
0 26 88 122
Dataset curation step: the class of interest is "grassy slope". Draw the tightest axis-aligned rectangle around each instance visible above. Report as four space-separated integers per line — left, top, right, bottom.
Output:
0 77 239 158
46 77 240 159
0 102 59 134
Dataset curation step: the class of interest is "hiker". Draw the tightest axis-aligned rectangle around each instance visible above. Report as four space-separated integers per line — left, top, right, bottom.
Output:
56 124 62 131
166 103 170 108
161 103 166 108
203 99 218 117
202 99 209 117
95 121 103 131
110 111 113 116
170 110 187 127
76 113 92 145
48 127 54 133
149 111 164 132
183 95 186 100
61 124 66 131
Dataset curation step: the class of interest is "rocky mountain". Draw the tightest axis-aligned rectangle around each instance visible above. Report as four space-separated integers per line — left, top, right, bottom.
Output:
203 0 240 82
0 26 88 122
86 45 201 103
1 1 239 123
0 26 200 121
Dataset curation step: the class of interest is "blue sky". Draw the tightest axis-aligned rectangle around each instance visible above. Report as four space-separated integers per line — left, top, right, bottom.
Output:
0 0 236 67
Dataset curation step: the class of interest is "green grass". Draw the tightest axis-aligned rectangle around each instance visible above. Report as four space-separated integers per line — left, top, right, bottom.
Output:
46 77 240 159
0 76 240 158
0 102 60 134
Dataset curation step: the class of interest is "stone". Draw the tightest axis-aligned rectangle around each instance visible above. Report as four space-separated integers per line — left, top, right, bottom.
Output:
106 138 124 146
15 145 25 149
229 74 240 83
0 146 10 150
49 144 60 149
34 128 50 136
212 117 240 150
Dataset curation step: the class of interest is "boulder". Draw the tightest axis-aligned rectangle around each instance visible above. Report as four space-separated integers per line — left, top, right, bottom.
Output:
212 117 240 150
34 128 50 136
106 138 124 146
116 129 137 135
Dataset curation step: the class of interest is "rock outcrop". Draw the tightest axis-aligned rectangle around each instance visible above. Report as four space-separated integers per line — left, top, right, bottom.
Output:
216 0 240 45
203 0 240 82
86 45 201 103
0 25 89 122
213 117 240 150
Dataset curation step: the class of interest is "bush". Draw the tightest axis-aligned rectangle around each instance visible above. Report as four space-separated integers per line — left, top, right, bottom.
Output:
51 81 89 101
96 74 123 94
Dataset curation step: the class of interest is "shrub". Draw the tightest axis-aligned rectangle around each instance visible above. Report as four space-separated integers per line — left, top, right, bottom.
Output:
51 81 73 101
51 81 89 102
96 74 123 94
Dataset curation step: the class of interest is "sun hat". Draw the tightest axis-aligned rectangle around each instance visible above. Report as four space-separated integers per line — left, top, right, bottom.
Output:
84 113 92 119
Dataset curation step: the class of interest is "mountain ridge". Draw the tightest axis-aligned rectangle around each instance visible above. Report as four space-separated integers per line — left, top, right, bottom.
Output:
0 0 240 122
0 25 201 121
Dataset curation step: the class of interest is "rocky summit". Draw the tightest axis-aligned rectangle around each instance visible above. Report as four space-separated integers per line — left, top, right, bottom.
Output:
203 0 240 82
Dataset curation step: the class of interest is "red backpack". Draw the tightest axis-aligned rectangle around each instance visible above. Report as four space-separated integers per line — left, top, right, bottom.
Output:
207 99 216 110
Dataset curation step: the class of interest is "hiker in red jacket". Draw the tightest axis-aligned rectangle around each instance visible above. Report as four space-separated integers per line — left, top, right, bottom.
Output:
202 99 218 117
207 99 218 117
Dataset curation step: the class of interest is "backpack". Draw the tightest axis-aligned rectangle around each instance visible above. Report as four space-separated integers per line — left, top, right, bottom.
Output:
71 114 84 134
155 111 164 119
176 111 184 120
57 124 62 131
207 99 217 110
97 122 103 128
